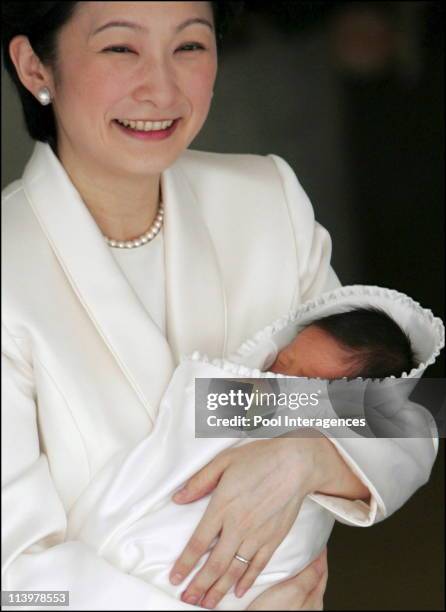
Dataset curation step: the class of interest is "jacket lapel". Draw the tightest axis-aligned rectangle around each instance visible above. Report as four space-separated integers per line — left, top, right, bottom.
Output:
162 161 226 362
22 143 227 423
23 143 174 424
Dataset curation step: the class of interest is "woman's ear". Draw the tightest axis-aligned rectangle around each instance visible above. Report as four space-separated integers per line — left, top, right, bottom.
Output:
8 35 52 100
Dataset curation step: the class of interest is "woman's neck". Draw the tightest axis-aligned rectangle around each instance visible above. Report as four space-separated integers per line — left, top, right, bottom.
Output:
78 175 161 242
58 146 161 242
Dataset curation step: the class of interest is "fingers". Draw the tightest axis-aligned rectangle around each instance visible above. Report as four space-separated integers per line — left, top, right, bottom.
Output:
184 541 275 609
235 499 300 599
177 494 300 606
179 526 241 606
290 554 326 597
302 549 328 611
246 552 326 611
199 543 270 608
234 546 272 599
311 547 327 579
169 512 222 587
199 556 249 609
304 567 328 611
173 453 230 503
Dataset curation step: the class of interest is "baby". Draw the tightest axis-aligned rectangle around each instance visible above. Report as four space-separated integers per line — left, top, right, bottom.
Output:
269 306 416 380
66 300 431 611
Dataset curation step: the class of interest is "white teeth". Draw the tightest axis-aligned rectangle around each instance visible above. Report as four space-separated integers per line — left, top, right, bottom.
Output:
116 118 174 131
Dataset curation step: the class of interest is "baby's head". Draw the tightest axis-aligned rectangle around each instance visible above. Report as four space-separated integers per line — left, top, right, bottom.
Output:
269 307 417 379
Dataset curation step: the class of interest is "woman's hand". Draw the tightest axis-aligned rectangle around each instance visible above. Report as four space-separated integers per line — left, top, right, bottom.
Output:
169 434 367 608
247 547 328 610
169 436 325 608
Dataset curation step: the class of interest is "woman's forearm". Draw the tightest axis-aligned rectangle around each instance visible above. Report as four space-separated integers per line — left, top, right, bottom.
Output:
279 434 370 502
312 436 370 501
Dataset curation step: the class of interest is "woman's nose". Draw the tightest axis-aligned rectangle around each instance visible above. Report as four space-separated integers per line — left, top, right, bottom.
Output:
132 58 179 109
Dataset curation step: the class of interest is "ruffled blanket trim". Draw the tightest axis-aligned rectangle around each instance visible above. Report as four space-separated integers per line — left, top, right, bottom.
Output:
182 285 445 383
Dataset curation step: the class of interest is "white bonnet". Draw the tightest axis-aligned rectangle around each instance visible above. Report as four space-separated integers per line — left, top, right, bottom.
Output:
186 286 444 434
227 285 445 381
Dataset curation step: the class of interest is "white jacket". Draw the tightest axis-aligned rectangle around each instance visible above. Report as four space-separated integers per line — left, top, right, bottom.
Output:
1 143 438 610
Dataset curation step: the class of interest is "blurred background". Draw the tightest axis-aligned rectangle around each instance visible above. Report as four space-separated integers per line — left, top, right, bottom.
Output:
2 1 444 609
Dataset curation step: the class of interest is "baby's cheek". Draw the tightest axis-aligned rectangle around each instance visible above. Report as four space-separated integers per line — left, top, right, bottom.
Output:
269 352 292 374
268 357 282 373
268 360 279 373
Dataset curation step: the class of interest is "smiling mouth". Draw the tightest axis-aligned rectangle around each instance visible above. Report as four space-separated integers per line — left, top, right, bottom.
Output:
114 118 178 132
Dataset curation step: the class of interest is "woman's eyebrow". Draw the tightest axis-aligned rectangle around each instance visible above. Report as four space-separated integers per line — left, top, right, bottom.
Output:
91 17 214 37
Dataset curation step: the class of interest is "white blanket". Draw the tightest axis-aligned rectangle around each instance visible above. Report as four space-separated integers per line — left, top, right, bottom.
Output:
66 286 444 610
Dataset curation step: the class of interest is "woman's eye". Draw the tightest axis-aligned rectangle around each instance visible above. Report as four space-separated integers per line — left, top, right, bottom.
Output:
177 42 205 52
103 46 134 54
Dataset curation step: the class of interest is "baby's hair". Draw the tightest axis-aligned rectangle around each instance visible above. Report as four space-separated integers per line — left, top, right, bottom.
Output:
307 307 417 379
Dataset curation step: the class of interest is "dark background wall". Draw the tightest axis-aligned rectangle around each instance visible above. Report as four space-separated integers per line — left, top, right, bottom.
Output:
2 1 444 609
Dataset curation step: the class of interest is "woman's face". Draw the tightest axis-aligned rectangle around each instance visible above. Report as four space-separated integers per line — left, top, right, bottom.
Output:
47 1 217 177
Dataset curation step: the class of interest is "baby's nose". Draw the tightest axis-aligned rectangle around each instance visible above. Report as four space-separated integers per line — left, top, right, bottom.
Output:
268 358 282 373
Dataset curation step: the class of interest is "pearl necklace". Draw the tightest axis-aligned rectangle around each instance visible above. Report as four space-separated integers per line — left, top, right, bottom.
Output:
105 202 164 249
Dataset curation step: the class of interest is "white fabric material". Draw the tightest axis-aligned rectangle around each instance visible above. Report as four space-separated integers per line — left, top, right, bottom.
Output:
66 358 332 610
110 233 166 334
64 285 443 610
1 142 439 610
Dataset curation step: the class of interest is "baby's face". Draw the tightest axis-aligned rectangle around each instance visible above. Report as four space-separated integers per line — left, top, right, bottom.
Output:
269 325 354 379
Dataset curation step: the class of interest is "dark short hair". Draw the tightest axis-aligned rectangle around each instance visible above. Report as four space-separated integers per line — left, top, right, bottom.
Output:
309 307 417 379
1 1 244 150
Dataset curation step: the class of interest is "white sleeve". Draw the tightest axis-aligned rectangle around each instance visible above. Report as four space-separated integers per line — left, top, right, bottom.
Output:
1 324 201 611
268 154 439 527
268 153 340 305
307 420 438 527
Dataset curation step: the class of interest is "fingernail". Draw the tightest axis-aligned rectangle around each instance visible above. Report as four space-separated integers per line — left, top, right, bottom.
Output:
235 587 245 598
170 573 183 585
182 593 198 604
203 598 216 609
173 488 187 500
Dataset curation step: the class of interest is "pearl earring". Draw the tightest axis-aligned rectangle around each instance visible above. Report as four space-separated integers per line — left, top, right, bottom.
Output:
37 87 52 106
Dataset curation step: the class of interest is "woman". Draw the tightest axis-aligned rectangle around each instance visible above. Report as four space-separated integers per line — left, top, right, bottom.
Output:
1 2 437 610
